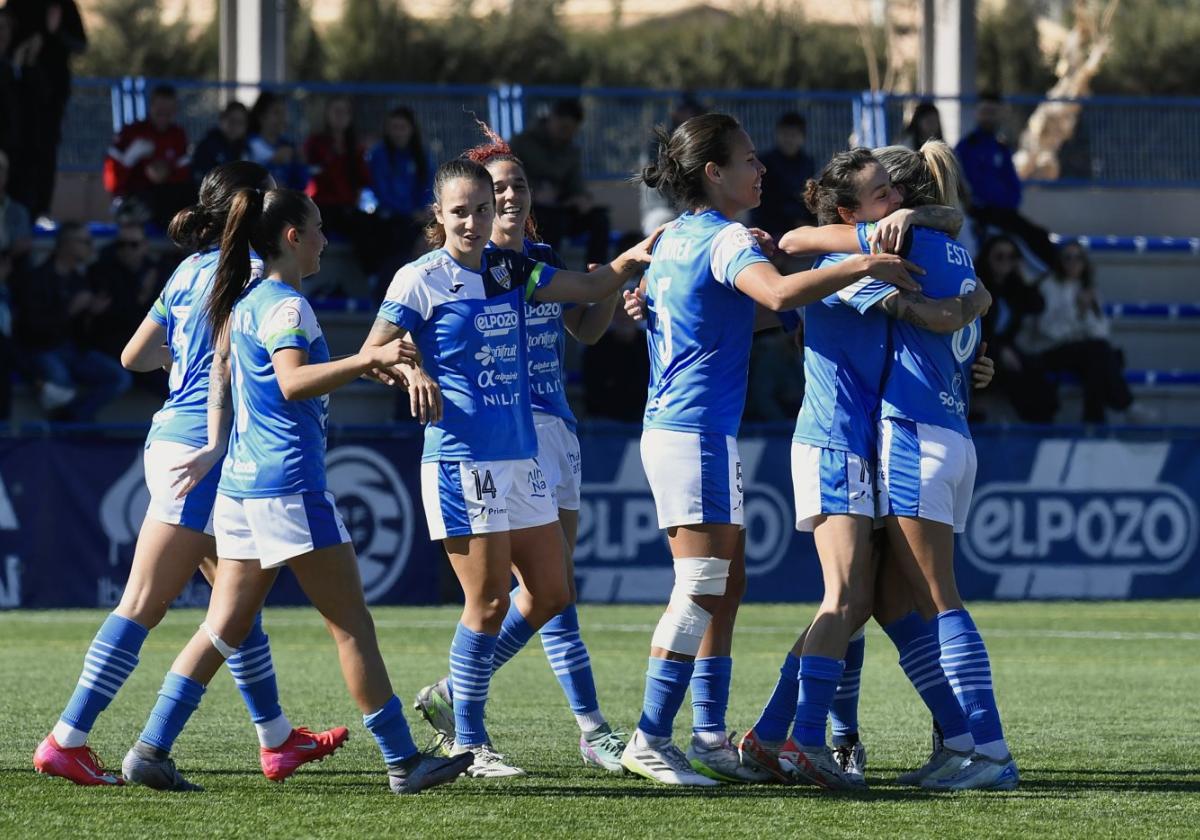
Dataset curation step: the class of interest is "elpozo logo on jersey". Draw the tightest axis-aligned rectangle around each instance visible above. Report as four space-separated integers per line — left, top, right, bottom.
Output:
326 445 415 603
960 440 1198 599
573 439 791 602
474 305 518 337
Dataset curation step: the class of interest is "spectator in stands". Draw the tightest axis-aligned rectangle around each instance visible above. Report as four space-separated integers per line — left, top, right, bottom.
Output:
581 296 648 424
367 105 432 290
191 100 250 186
977 235 1056 423
304 96 371 256
956 92 1060 274
640 95 706 235
84 220 167 381
1027 242 1139 424
904 100 942 149
511 98 611 265
7 0 86 219
0 9 21 166
248 91 307 191
12 221 130 419
104 84 194 230
0 150 33 267
751 111 816 240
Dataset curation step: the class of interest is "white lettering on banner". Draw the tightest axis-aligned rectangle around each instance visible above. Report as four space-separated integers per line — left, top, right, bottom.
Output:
961 440 1198 599
0 556 20 608
573 439 791 602
325 446 415 603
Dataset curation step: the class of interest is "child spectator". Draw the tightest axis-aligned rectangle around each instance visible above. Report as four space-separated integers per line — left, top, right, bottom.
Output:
191 100 250 186
103 84 193 229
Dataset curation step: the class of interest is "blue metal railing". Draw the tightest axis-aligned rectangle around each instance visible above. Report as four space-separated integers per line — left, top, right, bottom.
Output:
58 79 1200 188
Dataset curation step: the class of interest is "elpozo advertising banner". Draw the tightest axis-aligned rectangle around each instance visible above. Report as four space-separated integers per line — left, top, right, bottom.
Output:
1 427 1197 609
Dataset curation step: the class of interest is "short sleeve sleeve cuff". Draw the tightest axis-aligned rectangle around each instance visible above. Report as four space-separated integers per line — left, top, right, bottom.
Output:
262 297 321 354
148 296 168 327
710 223 769 291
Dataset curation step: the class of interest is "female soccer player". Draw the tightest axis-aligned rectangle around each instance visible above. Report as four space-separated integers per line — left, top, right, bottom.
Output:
871 143 1019 791
33 162 347 787
737 147 991 790
411 131 628 773
119 186 470 795
362 158 658 778
620 114 921 787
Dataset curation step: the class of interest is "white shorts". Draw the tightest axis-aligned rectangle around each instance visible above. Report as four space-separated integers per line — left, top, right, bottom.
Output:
213 490 351 568
420 457 558 541
534 412 581 511
790 442 877 532
143 439 219 535
877 418 977 533
641 428 743 529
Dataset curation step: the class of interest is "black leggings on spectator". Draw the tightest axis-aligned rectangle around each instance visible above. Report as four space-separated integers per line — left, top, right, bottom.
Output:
533 204 611 265
1041 339 1133 423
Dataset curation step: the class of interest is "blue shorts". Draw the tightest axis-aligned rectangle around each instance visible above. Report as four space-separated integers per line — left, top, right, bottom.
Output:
420 457 558 541
790 441 876 532
144 440 219 535
641 428 743 528
213 490 351 567
878 418 977 533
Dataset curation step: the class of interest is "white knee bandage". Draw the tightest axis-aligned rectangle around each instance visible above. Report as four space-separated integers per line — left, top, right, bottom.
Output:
651 597 713 657
673 556 731 597
200 621 237 659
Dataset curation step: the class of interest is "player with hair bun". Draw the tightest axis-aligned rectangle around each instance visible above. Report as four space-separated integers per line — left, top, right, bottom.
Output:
33 162 347 788
410 126 629 773
363 157 656 778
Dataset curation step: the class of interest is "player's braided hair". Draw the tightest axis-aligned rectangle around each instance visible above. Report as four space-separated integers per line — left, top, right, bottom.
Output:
803 147 878 226
463 120 539 243
638 112 742 211
168 161 272 252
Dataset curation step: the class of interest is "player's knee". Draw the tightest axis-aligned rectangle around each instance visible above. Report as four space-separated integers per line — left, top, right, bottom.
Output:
116 591 169 630
473 590 510 627
200 617 252 659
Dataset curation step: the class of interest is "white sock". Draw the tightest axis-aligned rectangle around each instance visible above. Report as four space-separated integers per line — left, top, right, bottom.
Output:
944 733 974 752
576 710 608 733
52 720 88 749
256 713 294 749
692 730 727 749
975 738 1010 761
637 729 670 748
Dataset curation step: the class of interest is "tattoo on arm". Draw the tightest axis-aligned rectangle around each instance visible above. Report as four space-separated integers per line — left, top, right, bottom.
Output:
366 317 403 346
208 353 230 409
909 205 963 236
880 290 932 329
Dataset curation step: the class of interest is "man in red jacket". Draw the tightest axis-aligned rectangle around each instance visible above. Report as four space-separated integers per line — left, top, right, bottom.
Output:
104 84 194 228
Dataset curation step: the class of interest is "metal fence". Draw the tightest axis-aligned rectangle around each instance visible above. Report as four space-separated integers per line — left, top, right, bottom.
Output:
60 78 1200 187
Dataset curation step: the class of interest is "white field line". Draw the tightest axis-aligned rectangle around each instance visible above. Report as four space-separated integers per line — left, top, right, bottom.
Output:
8 612 1200 641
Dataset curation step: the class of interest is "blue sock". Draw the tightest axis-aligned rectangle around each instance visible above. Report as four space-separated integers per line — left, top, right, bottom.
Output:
884 612 971 742
792 655 844 748
637 657 694 739
937 609 1007 756
226 613 289 746
690 656 732 739
539 604 602 723
56 613 148 746
752 652 800 743
492 594 536 673
363 694 418 766
449 623 497 747
139 672 206 752
830 632 865 746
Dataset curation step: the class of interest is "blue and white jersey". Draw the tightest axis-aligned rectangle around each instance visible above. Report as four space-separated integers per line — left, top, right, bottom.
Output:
519 240 576 430
642 210 769 437
146 249 263 449
218 279 331 499
378 247 558 463
788 224 894 460
882 227 980 437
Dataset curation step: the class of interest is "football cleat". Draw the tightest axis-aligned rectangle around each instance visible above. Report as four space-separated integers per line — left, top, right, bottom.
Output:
687 734 774 783
833 740 867 786
388 750 474 794
33 735 123 786
778 738 866 790
452 742 526 778
580 724 627 773
414 678 456 748
896 744 972 786
922 752 1020 791
260 726 350 782
121 741 203 792
737 728 790 784
620 730 719 787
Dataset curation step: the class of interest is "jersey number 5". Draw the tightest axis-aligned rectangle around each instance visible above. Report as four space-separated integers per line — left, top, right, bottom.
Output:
654 277 674 364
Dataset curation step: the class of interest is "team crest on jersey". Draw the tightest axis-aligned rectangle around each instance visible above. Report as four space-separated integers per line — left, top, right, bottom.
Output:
490 265 512 289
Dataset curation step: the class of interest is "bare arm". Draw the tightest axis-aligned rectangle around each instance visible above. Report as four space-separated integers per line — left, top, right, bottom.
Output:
876 284 992 333
733 253 922 312
778 225 859 257
273 338 416 402
168 328 233 498
532 228 660 304
120 317 171 372
563 293 620 345
360 317 442 422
